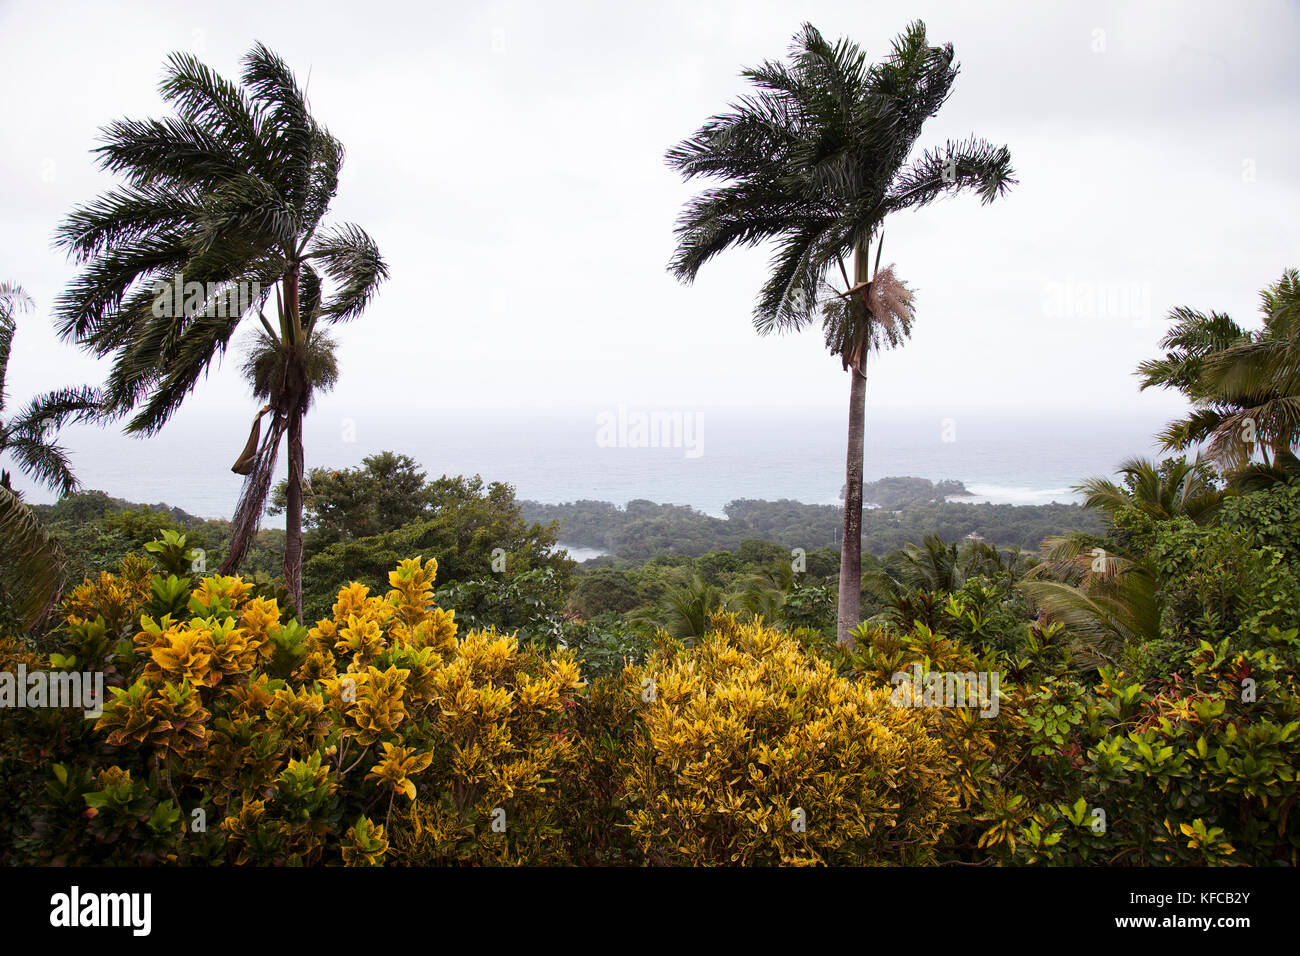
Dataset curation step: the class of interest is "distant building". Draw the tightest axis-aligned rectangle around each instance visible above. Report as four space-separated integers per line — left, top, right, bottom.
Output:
964 532 986 543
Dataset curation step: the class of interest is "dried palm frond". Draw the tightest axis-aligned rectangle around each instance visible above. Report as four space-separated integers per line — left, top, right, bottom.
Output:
231 405 273 475
221 410 286 574
822 263 916 370
864 265 916 345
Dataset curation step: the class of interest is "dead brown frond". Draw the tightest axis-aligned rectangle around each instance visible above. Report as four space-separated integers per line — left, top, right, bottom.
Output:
865 265 916 346
221 411 287 575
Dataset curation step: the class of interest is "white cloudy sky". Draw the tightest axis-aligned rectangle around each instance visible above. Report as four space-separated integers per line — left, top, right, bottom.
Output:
2 0 1297 426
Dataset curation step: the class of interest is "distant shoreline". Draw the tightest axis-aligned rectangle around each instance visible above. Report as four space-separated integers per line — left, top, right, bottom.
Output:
31 474 1085 530
521 480 1101 560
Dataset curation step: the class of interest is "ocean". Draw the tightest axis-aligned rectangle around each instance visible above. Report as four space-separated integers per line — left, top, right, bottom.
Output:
12 405 1173 525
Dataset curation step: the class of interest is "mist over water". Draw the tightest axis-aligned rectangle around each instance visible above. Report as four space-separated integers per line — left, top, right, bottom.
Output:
13 405 1172 525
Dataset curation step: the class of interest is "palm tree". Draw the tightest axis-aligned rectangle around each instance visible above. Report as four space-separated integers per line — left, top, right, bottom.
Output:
0 283 101 629
961 540 1034 591
878 533 963 595
53 44 388 613
1075 455 1224 525
665 22 1015 643
1017 454 1224 663
630 574 728 641
1140 270 1300 478
0 492 64 632
731 564 793 623
1018 535 1160 667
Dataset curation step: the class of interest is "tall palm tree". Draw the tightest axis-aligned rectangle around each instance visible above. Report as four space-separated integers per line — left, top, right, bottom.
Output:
666 21 1015 643
0 283 101 629
53 44 388 613
1140 270 1300 478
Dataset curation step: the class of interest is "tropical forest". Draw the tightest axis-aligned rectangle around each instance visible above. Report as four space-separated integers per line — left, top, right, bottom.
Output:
0 3 1296 915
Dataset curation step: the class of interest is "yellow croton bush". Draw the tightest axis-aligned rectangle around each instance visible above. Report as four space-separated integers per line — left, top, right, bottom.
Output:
11 551 982 866
49 556 582 865
621 617 959 865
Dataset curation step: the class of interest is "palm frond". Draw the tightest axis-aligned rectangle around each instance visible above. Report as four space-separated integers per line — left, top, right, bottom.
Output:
2 435 77 497
240 42 312 207
1018 574 1158 667
1074 455 1223 525
0 282 36 409
1226 451 1300 492
8 386 104 433
120 311 247 435
93 115 246 191
159 50 270 178
1141 271 1300 473
0 485 65 631
306 224 389 324
3 385 102 495
1024 533 1131 587
884 136 1016 213
1136 308 1248 394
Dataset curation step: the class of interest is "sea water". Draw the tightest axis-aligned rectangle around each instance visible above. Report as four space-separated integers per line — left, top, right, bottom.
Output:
10 405 1172 524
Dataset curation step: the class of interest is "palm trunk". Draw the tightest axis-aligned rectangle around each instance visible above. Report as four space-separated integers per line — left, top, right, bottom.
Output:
836 361 867 644
836 243 873 646
284 403 304 616
282 265 304 616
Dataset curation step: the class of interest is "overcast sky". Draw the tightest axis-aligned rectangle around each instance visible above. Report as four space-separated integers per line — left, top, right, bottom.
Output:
2 0 1297 426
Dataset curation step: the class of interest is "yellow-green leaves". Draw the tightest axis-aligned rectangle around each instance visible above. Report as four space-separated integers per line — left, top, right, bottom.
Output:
366 743 433 800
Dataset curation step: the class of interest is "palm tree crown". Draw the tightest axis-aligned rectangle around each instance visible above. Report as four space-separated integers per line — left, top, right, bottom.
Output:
1140 269 1300 475
53 44 388 611
1075 456 1224 526
666 21 1014 353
